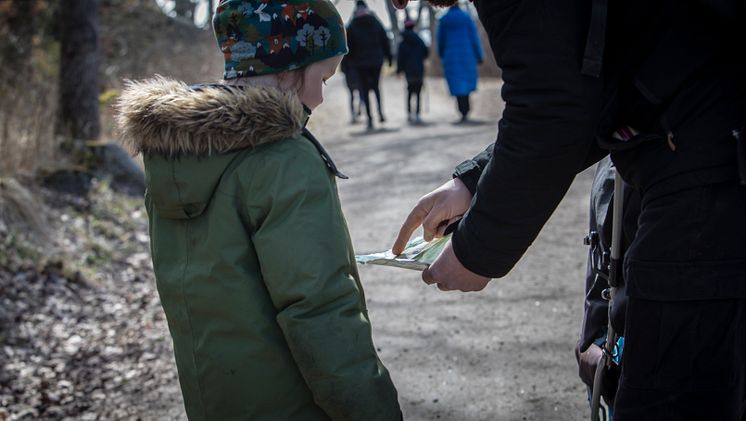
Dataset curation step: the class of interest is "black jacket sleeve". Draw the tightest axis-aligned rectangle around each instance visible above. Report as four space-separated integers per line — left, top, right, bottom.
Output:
453 144 494 195
452 0 606 278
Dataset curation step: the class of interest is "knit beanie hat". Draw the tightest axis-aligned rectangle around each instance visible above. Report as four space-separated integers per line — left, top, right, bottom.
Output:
213 0 348 79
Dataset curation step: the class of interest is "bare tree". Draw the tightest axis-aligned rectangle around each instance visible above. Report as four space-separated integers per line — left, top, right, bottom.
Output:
0 0 35 76
58 0 101 143
384 0 401 44
174 0 196 21
205 0 215 28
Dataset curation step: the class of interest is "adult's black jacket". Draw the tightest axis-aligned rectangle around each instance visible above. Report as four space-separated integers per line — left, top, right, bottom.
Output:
345 13 393 69
451 0 746 278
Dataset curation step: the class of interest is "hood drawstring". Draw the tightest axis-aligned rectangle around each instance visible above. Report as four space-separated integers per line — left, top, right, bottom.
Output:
301 104 349 180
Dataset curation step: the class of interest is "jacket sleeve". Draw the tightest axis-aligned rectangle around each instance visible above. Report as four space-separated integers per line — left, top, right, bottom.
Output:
453 144 494 195
452 0 605 278
246 142 401 420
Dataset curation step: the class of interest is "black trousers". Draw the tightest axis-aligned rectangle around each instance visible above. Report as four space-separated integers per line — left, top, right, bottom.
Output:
456 95 470 118
356 65 384 124
407 81 422 115
614 181 746 420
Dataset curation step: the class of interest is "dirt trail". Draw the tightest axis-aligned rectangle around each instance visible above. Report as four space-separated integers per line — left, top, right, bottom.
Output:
311 75 593 421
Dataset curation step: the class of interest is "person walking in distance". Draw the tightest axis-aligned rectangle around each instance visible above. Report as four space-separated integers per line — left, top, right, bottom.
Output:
437 2 483 123
397 18 429 124
346 0 393 130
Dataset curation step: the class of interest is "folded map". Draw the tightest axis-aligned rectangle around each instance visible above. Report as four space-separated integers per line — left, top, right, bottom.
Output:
355 235 451 271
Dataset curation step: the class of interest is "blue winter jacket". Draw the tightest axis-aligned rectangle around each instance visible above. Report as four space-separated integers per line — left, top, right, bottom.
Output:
437 7 483 96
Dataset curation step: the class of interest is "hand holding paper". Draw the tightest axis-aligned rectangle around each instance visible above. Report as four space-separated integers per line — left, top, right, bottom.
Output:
356 235 452 271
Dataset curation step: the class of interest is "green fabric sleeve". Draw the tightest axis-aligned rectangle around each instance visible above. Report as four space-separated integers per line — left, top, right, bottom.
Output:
245 139 401 421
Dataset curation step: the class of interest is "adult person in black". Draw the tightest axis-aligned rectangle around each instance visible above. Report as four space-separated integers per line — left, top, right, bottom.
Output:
391 0 746 419
346 0 393 130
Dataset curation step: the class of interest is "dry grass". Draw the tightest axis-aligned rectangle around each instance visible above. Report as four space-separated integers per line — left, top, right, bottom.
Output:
0 0 222 180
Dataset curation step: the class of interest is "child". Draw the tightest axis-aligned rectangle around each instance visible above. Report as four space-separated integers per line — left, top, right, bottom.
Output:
115 1 401 420
397 19 429 124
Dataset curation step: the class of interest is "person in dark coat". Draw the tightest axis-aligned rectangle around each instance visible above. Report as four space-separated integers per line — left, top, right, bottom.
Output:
397 19 429 124
346 0 393 130
391 0 746 419
436 3 483 122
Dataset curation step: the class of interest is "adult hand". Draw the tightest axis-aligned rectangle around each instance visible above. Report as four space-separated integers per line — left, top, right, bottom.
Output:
392 178 473 255
575 343 603 388
423 241 491 291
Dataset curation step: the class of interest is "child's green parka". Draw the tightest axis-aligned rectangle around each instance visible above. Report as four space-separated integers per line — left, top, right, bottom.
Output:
116 77 401 421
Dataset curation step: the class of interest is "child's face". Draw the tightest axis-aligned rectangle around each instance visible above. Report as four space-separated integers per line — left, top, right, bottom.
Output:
297 55 343 111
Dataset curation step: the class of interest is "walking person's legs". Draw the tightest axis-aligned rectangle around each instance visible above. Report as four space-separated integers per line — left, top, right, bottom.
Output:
406 89 413 122
348 87 357 123
357 67 375 130
371 66 385 122
407 81 423 123
414 82 422 120
456 95 470 121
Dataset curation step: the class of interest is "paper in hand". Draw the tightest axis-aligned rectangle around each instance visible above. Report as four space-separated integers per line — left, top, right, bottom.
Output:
355 235 451 271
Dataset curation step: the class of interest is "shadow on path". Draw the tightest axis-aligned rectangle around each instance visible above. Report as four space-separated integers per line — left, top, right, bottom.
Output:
349 127 402 137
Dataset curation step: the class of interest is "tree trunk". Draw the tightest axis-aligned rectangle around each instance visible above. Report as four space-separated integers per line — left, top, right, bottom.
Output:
1 0 35 77
58 0 101 142
427 5 442 76
385 0 401 45
174 0 196 20
206 0 215 28
415 2 426 30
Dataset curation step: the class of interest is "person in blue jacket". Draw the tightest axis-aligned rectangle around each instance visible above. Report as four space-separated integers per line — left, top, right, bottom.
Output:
397 19 429 124
437 3 483 122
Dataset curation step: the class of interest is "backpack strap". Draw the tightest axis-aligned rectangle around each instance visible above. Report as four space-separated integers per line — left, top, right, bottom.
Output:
581 0 609 77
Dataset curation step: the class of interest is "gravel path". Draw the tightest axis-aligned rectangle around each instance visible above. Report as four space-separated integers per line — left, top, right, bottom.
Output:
314 75 593 421
1 74 594 420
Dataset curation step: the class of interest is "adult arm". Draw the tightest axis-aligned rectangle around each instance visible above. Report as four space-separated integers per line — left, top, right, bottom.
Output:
450 0 605 278
248 141 401 420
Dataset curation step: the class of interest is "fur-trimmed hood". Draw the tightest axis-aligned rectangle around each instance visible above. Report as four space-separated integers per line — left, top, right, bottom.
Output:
115 76 306 156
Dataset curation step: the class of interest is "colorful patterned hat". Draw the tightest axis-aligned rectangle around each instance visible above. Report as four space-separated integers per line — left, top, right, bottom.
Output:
213 0 348 79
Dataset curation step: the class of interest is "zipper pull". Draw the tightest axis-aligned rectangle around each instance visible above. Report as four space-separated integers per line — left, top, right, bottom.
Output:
666 131 676 151
733 128 746 185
